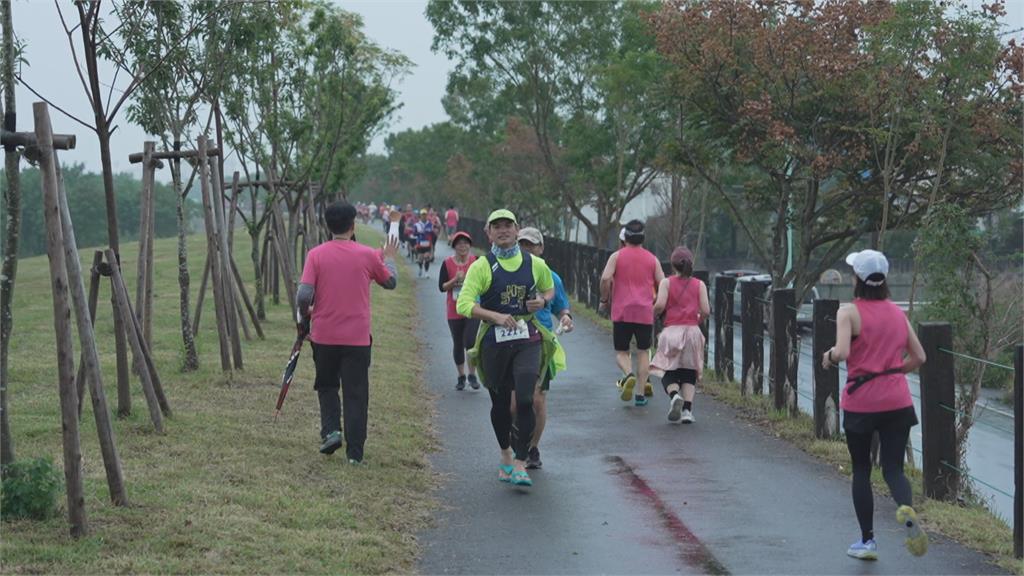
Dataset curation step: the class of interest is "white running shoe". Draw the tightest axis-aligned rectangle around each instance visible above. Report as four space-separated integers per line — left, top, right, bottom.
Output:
667 395 684 423
680 408 694 424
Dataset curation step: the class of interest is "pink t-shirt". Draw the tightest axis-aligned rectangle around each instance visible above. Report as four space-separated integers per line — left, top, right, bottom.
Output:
840 299 913 413
300 240 391 346
445 209 459 227
611 245 660 325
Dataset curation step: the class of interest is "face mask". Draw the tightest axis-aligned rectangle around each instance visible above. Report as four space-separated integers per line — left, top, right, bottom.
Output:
491 243 520 259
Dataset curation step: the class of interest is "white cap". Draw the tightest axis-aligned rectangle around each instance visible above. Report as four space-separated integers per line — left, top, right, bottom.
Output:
845 250 889 286
618 227 626 242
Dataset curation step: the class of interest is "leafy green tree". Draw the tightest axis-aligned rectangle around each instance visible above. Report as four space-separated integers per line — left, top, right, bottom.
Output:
429 0 671 246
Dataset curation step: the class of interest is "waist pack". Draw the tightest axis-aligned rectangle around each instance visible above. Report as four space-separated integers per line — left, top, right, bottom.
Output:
846 367 903 395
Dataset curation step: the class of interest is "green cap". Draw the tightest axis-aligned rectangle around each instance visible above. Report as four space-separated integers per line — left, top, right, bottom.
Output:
486 208 517 225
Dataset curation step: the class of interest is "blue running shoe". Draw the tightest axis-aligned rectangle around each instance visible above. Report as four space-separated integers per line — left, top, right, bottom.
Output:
634 395 648 407
846 539 878 561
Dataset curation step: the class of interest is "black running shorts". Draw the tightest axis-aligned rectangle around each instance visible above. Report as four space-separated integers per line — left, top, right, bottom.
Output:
613 321 653 351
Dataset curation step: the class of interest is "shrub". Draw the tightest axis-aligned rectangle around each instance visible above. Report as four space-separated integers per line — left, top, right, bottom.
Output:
1 458 63 521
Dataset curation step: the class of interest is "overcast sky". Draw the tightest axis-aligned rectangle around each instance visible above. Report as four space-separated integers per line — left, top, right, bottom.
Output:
8 0 1022 184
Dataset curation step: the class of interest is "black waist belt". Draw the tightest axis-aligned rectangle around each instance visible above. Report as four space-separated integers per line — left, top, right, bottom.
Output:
846 368 903 395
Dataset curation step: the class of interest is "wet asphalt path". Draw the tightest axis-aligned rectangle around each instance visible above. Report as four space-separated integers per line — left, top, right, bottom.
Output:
415 244 1005 575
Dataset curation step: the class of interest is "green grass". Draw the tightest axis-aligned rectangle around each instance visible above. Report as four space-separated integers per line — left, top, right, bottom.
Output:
1 225 435 574
573 298 1020 574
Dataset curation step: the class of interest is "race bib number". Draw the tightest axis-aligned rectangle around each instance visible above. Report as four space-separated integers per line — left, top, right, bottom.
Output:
494 319 529 343
419 239 432 248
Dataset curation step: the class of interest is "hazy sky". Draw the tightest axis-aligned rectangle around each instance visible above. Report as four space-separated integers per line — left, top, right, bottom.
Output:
8 0 1023 184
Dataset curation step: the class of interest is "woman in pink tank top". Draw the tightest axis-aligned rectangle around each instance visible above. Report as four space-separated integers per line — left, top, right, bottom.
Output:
651 247 709 424
821 250 928 561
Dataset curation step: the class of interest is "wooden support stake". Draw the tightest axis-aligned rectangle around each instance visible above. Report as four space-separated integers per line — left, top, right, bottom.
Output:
230 255 264 340
813 299 840 438
106 249 164 433
121 286 171 417
210 158 243 369
740 280 767 396
55 151 128 505
918 322 958 500
135 142 156 346
34 102 87 537
197 135 232 372
193 255 210 336
74 251 103 415
112 282 132 417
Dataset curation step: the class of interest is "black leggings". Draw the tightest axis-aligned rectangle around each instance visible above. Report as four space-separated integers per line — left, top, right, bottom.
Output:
447 318 480 365
844 408 916 542
482 340 541 461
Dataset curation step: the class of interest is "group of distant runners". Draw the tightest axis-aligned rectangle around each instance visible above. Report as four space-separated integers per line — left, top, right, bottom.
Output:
296 200 929 561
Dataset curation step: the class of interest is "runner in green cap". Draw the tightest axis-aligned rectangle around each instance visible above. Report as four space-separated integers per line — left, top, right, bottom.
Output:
456 209 556 487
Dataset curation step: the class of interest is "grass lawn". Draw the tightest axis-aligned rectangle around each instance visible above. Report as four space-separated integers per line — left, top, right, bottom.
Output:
1 225 435 574
571 297 1021 575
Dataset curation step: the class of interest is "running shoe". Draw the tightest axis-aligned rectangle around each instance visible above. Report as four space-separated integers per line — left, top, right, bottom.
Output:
467 374 480 390
525 447 543 470
896 505 928 557
846 539 878 560
348 458 364 466
634 395 648 407
456 375 466 391
644 381 654 397
680 408 695 423
319 431 342 455
667 395 684 423
618 373 636 401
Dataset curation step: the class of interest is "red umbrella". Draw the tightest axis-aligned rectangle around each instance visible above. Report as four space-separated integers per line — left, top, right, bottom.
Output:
273 334 306 421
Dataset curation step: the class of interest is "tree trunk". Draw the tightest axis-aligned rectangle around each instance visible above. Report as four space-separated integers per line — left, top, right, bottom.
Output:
0 0 18 471
171 140 199 371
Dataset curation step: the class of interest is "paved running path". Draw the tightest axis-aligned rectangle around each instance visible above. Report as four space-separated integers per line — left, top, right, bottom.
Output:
415 243 1005 575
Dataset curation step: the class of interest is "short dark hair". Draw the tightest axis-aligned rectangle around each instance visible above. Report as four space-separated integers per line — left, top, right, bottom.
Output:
623 219 645 245
324 201 357 235
854 274 889 300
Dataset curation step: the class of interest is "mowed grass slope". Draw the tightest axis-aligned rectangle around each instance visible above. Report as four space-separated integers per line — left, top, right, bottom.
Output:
2 225 435 574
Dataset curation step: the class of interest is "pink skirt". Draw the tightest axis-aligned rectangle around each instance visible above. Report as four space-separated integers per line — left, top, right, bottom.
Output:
650 325 705 379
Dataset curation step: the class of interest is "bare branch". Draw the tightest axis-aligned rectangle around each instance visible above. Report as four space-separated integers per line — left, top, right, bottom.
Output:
15 74 96 131
55 0 95 109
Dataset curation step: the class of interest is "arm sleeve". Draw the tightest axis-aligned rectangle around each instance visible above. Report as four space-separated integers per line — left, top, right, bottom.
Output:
456 258 490 318
437 260 450 292
551 273 569 315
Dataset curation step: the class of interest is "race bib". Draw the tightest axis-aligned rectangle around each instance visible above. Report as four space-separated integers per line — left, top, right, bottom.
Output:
452 287 461 300
494 319 529 343
419 239 432 248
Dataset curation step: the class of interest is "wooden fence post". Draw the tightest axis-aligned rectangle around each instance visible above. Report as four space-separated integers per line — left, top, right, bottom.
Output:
741 280 767 395
694 270 710 367
771 288 798 414
714 275 736 381
1014 343 1022 559
918 322 958 501
34 102 87 537
813 299 840 438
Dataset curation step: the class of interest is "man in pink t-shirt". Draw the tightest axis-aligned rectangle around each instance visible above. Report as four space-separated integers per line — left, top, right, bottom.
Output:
599 219 665 406
444 205 459 238
297 201 399 462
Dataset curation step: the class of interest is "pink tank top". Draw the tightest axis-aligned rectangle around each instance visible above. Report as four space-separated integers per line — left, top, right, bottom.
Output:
444 254 476 320
664 276 702 326
611 245 659 325
840 299 913 413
